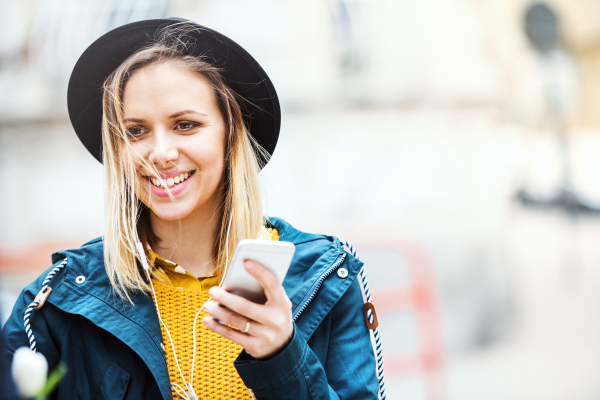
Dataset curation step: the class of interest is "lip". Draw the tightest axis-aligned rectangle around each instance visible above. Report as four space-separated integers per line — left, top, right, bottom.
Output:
147 172 195 198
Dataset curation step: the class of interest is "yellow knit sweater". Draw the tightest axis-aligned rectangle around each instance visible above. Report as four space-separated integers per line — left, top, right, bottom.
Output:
150 227 279 399
152 280 251 399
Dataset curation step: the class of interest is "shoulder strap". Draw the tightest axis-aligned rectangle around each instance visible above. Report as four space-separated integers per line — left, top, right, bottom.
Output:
339 240 386 400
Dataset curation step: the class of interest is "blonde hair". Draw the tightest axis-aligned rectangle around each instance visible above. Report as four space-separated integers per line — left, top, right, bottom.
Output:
101 25 268 301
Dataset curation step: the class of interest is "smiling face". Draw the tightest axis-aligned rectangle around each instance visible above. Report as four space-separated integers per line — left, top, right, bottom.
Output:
122 61 227 221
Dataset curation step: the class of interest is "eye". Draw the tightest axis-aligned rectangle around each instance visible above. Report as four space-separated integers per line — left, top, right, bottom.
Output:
126 126 147 138
176 121 200 132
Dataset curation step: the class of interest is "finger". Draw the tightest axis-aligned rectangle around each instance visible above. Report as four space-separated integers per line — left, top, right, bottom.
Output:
244 260 287 303
208 287 267 323
202 316 254 347
204 301 257 332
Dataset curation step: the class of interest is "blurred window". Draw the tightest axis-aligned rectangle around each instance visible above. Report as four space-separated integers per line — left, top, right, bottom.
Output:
26 0 169 80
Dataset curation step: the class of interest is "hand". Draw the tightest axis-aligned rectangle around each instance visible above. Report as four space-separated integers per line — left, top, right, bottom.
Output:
202 260 294 360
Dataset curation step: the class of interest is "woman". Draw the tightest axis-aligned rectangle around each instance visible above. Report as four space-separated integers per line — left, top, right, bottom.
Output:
2 19 383 400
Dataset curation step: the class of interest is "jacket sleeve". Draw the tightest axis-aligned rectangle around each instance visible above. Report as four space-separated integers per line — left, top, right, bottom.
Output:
234 278 379 399
1 263 66 370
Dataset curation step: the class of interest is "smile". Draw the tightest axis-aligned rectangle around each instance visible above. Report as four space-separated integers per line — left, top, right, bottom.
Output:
146 171 195 189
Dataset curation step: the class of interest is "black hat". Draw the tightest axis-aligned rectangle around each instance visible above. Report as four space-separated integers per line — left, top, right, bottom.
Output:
67 18 280 166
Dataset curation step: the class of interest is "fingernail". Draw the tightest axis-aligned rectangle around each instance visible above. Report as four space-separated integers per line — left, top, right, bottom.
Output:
202 316 211 327
208 287 217 298
245 260 256 272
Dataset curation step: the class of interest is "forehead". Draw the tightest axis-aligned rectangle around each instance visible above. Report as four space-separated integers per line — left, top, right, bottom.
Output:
123 62 217 117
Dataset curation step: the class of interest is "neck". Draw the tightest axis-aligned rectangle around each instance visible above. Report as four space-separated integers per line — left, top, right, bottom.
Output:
149 200 223 277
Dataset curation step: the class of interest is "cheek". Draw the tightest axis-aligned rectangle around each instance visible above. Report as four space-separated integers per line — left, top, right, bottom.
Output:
120 142 145 172
192 133 226 171
210 142 227 181
210 143 226 169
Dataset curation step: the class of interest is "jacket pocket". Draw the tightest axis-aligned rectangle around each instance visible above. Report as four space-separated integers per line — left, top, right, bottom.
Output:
95 362 130 400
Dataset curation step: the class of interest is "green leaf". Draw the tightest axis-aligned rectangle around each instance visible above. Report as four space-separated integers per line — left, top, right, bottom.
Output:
36 362 68 400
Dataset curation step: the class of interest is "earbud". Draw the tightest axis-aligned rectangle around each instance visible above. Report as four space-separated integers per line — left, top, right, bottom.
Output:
136 242 151 271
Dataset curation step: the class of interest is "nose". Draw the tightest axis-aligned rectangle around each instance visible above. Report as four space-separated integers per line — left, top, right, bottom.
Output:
148 130 179 167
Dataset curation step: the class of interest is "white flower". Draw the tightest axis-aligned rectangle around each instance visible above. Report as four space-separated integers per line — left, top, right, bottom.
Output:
11 347 48 398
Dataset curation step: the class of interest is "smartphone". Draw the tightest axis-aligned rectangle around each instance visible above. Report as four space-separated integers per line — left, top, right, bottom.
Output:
222 239 296 304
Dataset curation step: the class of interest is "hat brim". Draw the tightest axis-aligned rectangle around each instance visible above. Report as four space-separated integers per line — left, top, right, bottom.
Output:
67 18 280 166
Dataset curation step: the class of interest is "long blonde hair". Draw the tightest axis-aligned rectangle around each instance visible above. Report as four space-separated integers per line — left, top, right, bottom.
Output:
101 25 268 301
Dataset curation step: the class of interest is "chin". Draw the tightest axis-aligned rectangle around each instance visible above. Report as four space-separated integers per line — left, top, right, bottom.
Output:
149 204 194 222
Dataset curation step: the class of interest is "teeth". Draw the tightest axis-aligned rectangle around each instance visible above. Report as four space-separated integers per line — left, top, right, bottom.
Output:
149 172 191 189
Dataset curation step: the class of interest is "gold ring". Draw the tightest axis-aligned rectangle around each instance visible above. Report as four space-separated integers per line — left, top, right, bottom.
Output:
242 321 251 333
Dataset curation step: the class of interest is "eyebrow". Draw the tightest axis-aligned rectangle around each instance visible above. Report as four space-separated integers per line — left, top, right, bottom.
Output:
123 117 145 123
169 110 207 119
123 110 207 123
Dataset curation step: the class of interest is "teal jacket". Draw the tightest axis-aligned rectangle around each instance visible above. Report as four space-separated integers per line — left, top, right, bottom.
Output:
2 218 379 399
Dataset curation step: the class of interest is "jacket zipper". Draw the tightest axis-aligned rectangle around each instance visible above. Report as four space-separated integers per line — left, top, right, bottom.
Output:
292 253 347 321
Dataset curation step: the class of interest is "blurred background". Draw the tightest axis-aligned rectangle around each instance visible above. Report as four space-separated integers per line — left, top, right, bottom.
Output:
2 0 600 399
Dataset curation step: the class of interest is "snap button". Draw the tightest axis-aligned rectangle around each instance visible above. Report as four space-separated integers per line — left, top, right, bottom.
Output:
75 276 86 284
337 268 348 279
